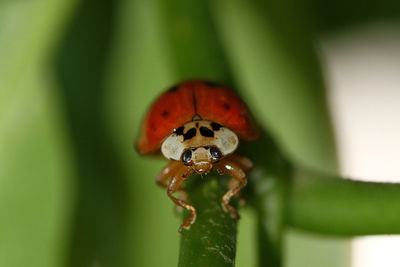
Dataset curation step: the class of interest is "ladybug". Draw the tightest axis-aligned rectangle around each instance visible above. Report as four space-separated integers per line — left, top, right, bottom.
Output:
136 80 260 232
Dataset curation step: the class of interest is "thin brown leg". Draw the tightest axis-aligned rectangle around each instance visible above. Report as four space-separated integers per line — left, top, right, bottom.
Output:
157 160 188 198
224 154 253 205
157 161 189 215
156 160 181 188
225 154 253 173
167 166 195 232
215 158 248 218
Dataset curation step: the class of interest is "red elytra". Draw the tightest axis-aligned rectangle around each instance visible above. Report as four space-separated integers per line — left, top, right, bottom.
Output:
136 80 260 154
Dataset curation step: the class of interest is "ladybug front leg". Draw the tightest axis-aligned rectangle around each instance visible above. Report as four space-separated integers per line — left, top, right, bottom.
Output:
167 165 195 233
156 160 181 188
157 161 189 215
223 154 253 205
215 159 248 218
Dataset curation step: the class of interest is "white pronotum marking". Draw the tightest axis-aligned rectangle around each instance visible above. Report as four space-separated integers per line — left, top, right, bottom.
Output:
161 120 239 161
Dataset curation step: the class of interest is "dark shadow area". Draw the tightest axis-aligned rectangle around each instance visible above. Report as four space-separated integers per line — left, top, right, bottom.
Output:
54 0 130 266
310 0 400 32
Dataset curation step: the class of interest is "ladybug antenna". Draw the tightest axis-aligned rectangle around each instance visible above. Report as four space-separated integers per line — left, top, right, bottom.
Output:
192 114 202 121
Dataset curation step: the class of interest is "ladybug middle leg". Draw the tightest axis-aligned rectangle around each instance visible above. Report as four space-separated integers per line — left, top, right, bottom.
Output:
167 165 195 232
215 156 248 219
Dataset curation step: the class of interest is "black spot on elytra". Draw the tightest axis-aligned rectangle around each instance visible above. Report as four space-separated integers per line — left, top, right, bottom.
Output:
211 122 222 131
174 126 184 135
223 103 231 110
161 110 170 118
195 122 199 127
150 123 157 131
204 81 220 87
168 84 180 92
200 126 214 137
183 128 196 140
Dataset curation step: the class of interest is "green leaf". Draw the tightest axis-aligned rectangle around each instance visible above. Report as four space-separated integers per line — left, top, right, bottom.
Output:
55 0 131 265
0 1 76 266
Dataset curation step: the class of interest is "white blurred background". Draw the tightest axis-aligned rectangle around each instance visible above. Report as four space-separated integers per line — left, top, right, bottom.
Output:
321 22 400 267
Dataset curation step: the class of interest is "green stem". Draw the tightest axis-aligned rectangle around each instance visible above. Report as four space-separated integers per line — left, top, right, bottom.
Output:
241 135 291 267
160 1 239 265
254 177 286 267
179 175 237 267
288 167 400 235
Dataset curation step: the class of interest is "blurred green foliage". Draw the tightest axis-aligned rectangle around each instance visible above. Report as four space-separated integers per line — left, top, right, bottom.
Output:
1 0 400 266
0 1 76 266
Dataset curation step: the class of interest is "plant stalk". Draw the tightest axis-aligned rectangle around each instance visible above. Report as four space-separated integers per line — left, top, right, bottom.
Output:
288 167 400 235
178 174 238 267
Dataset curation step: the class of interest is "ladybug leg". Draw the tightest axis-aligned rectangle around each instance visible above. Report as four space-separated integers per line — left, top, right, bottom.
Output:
224 154 253 206
156 160 181 188
167 166 195 233
215 159 247 219
157 161 188 214
226 153 253 174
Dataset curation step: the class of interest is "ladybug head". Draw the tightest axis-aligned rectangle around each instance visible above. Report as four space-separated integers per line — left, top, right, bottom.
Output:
161 120 239 173
180 146 223 174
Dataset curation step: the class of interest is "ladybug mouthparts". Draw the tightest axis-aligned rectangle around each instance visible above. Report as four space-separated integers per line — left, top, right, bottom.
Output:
193 162 213 174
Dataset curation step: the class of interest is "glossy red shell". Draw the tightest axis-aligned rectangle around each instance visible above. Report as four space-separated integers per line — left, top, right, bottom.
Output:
136 80 260 154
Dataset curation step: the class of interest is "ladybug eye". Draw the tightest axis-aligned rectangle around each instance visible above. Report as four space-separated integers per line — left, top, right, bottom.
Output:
181 150 192 164
209 147 222 160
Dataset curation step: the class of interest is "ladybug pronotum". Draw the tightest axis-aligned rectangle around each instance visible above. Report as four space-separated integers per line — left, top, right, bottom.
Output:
136 80 260 232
